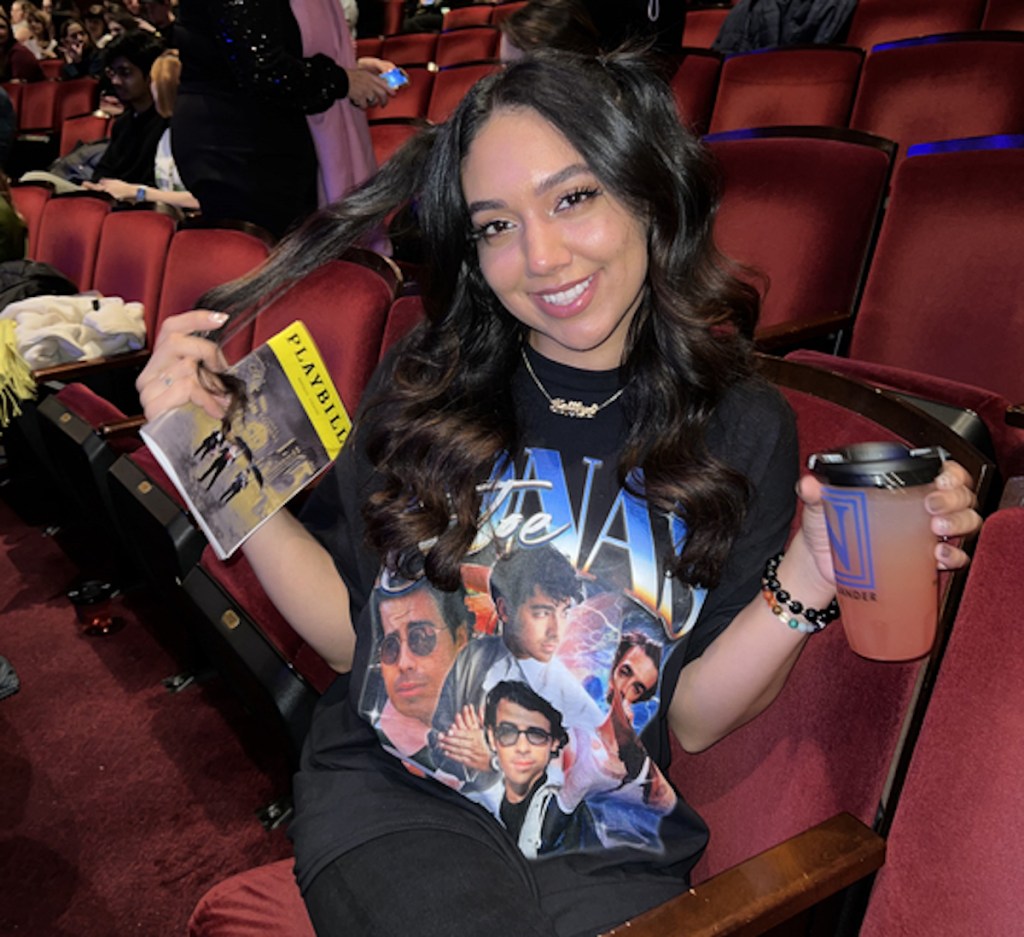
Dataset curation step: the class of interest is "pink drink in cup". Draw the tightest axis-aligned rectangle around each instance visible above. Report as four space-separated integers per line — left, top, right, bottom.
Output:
809 443 945 662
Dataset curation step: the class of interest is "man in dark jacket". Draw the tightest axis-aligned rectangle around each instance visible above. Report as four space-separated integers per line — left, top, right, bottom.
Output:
90 31 166 186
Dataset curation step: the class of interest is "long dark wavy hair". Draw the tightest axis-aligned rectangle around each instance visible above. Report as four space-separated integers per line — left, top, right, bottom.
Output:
201 51 760 593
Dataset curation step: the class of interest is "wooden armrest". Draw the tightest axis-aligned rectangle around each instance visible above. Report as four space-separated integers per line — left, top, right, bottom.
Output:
600 812 884 937
1006 403 1024 429
31 349 150 383
98 414 146 439
754 312 852 354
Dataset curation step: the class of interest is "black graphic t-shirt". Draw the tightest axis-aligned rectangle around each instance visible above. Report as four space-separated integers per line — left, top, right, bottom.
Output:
290 347 798 895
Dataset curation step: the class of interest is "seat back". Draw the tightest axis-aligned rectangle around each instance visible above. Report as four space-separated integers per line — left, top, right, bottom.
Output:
443 4 496 29
156 226 271 323
849 33 1024 172
490 1 528 27
426 60 500 123
682 7 731 48
92 208 177 340
58 110 112 158
380 31 439 67
368 117 426 167
16 78 60 131
433 25 501 67
2 80 25 116
54 77 100 125
704 126 894 336
9 181 53 259
248 251 401 414
843 0 986 49
708 45 863 134
981 0 1024 30
846 138 1024 404
859 506 1024 936
34 191 112 290
379 291 426 361
672 355 993 883
667 48 722 135
38 58 63 80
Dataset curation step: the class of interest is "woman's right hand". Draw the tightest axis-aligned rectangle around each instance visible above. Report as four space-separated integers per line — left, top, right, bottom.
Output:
136 310 231 422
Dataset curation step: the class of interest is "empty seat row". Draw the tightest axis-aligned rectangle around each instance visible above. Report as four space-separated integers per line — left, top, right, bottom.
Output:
360 25 502 68
2 76 100 134
710 130 1024 487
360 0 526 45
671 31 1024 154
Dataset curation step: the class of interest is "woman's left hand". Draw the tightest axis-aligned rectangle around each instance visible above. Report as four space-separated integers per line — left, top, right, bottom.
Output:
797 460 982 584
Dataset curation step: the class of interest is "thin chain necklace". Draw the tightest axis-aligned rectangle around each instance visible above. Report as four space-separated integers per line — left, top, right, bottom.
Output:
520 347 626 419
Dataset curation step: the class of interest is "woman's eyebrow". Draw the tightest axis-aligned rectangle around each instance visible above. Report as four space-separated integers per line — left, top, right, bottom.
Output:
466 163 592 216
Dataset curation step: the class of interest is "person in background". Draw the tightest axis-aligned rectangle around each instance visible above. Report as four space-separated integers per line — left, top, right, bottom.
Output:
171 0 396 239
9 1 37 43
59 16 104 78
21 8 58 58
85 49 198 211
0 7 44 81
0 169 27 261
137 0 174 40
497 0 601 62
88 31 165 186
289 0 381 209
84 4 111 47
104 8 140 42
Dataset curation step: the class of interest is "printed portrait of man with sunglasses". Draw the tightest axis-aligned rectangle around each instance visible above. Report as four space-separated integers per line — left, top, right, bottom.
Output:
482 680 599 859
430 545 605 790
363 576 470 773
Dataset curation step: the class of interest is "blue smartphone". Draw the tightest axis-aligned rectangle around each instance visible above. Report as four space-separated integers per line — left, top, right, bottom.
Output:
381 67 409 90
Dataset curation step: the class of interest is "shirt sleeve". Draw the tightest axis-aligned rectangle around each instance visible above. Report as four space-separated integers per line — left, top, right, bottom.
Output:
207 0 350 114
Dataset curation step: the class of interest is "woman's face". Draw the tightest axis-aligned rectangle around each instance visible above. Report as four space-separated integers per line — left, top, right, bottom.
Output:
461 107 648 371
29 14 45 37
107 17 125 38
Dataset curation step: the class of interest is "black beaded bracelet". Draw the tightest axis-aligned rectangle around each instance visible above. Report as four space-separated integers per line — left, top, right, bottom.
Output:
761 552 840 635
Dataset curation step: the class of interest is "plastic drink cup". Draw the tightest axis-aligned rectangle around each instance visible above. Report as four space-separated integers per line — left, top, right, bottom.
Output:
808 443 945 662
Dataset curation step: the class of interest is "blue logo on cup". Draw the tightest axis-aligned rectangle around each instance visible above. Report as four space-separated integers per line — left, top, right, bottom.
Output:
821 487 876 590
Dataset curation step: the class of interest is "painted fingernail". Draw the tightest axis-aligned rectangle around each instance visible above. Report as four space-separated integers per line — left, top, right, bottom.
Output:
209 312 229 325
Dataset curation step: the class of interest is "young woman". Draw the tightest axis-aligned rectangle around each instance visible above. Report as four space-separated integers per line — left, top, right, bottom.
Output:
0 6 44 81
137 52 981 937
22 8 57 58
59 16 103 79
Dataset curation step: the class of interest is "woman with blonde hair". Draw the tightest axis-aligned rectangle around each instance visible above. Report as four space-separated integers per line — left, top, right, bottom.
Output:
22 8 58 58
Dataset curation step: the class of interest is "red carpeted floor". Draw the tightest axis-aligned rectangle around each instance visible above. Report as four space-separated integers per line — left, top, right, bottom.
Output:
0 493 293 936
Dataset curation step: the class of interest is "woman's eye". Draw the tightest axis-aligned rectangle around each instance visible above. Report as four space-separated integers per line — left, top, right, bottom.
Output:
472 219 514 242
556 186 601 212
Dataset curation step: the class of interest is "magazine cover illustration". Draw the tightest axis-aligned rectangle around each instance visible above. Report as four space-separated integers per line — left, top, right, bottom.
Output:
141 320 350 559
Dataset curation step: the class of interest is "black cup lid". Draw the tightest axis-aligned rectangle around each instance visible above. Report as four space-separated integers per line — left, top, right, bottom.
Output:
808 442 947 488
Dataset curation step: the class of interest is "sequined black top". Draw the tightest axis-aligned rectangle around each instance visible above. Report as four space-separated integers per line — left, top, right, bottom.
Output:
176 0 349 114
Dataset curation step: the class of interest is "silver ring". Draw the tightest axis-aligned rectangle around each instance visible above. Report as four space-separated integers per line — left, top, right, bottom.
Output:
163 375 173 387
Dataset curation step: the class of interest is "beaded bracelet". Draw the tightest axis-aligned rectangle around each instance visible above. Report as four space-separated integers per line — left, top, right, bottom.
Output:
760 552 840 635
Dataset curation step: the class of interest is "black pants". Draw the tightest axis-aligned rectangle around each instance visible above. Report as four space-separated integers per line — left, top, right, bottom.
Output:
303 828 684 937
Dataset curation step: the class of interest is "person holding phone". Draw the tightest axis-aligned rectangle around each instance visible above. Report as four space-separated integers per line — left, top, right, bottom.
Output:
171 0 397 238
